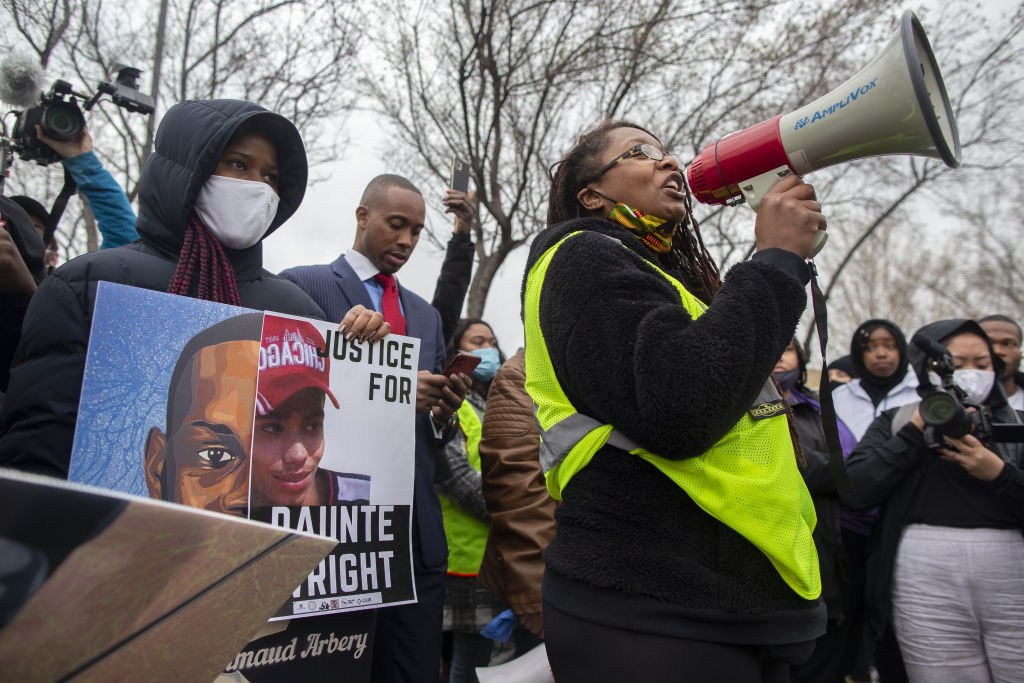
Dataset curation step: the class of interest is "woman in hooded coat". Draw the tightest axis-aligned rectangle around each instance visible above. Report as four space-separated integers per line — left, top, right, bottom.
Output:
832 319 920 440
0 99 381 476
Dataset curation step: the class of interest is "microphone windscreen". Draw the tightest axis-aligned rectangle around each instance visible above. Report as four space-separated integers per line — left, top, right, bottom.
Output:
0 53 45 109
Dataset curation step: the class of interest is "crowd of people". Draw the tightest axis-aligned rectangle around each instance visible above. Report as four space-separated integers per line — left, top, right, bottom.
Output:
0 99 1021 683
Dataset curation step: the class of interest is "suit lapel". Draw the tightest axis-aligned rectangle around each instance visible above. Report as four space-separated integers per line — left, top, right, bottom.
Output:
331 255 374 311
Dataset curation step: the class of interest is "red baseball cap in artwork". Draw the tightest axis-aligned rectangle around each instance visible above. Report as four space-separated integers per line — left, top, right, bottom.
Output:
256 315 340 416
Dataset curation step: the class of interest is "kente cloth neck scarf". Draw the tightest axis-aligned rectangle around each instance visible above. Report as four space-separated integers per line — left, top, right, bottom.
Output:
607 203 677 254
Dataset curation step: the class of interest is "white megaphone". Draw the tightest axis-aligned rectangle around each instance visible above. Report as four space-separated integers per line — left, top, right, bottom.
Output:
685 11 960 257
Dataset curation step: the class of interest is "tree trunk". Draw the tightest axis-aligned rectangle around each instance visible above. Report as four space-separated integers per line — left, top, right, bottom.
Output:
141 0 170 174
466 240 518 318
79 193 99 252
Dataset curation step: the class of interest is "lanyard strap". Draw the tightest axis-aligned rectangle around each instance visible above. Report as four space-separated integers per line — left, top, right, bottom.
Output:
809 260 852 498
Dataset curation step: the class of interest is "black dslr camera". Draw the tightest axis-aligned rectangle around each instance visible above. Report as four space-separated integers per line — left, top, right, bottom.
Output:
912 334 1024 450
7 64 154 166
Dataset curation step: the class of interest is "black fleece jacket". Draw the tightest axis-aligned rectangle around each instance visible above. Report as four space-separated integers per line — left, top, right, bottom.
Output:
0 100 324 477
524 218 825 645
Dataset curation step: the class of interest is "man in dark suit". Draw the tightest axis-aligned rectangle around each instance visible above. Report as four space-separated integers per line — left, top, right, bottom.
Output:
280 174 471 682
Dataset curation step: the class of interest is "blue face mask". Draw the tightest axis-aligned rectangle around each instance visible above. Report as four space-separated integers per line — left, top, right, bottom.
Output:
469 347 501 382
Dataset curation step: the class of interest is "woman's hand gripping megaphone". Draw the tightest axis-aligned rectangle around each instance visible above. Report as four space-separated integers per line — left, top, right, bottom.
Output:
753 173 827 260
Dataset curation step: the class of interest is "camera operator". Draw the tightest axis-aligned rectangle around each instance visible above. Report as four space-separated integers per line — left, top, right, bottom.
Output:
844 319 1024 683
0 126 138 406
11 125 138 269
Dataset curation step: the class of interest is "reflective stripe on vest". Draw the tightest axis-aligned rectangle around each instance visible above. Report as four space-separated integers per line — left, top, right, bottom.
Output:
440 399 490 576
524 231 821 599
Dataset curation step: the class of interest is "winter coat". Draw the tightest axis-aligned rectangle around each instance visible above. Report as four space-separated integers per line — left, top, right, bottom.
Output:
832 372 919 440
524 217 825 647
430 233 475 346
0 99 324 477
476 349 556 616
844 319 1024 639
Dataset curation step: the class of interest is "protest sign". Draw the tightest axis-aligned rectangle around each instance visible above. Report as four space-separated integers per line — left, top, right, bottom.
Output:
66 282 420 679
0 469 335 682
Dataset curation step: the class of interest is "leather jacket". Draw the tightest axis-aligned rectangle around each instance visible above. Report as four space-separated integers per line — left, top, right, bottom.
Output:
476 348 556 615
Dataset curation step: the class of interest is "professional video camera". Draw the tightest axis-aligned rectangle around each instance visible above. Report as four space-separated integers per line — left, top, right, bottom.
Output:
911 334 1024 450
0 55 154 242
1 57 154 169
0 55 154 176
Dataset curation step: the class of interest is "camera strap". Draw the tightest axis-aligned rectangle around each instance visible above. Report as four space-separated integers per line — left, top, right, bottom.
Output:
44 166 77 245
809 261 853 499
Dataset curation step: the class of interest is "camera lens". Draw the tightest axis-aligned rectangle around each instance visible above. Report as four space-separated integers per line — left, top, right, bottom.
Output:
920 392 957 424
43 103 84 140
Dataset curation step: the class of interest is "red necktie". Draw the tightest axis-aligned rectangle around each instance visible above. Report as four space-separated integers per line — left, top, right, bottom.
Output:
375 273 406 336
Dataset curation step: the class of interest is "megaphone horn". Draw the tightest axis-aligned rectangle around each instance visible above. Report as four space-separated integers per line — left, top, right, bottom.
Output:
686 10 960 255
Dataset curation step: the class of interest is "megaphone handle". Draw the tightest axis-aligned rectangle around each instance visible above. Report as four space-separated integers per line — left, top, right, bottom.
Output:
738 166 793 212
809 230 828 258
740 165 828 257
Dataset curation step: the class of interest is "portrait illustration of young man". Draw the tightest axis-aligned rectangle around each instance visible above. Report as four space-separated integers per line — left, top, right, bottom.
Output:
143 313 263 517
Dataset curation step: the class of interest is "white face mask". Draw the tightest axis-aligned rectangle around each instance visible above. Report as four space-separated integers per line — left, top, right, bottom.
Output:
194 174 280 249
930 368 996 404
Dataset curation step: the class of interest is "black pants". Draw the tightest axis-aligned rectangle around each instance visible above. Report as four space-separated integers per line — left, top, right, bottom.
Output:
371 563 446 682
793 528 870 683
544 599 795 683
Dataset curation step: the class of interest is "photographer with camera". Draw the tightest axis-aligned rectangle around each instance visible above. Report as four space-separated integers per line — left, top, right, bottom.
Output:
14 124 139 260
844 319 1024 683
1 56 149 268
0 126 138 401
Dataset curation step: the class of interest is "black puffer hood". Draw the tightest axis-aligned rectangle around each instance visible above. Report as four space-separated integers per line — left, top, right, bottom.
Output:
136 99 307 256
908 319 1006 391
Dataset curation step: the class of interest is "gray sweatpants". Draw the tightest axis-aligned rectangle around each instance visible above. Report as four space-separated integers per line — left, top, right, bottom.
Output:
892 524 1024 683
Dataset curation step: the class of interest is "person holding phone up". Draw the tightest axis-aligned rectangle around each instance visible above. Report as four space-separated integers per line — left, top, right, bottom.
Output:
432 159 478 346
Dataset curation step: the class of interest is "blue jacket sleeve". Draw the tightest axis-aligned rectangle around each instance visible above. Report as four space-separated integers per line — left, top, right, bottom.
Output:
62 151 138 249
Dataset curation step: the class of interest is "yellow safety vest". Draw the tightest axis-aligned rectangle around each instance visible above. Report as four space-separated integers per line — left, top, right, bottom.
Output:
440 400 490 576
524 231 821 599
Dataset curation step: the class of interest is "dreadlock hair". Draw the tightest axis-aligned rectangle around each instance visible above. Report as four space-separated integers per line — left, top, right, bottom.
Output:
547 119 721 304
167 214 242 305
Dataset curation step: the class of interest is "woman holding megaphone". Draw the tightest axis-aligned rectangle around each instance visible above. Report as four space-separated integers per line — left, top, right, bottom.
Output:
522 120 826 681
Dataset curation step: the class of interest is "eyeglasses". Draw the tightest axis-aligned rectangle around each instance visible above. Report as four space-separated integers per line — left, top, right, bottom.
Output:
587 143 676 184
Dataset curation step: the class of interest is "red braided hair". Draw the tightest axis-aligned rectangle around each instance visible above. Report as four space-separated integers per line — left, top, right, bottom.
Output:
167 215 242 305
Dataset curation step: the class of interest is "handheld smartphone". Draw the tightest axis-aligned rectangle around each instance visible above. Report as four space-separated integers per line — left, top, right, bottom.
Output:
443 351 480 378
449 158 470 193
